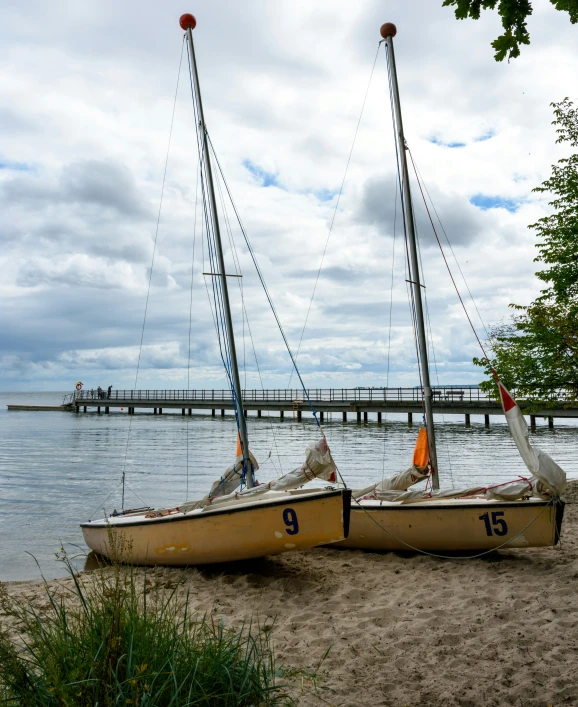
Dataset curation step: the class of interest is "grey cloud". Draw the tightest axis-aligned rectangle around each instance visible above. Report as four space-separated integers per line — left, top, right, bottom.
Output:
2 159 150 218
61 161 151 218
356 174 483 245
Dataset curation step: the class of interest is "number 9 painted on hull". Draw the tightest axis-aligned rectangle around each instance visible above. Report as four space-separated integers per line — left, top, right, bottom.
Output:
283 508 299 535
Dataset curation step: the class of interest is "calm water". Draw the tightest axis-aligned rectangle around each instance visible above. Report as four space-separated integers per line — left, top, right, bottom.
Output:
1 391 577 581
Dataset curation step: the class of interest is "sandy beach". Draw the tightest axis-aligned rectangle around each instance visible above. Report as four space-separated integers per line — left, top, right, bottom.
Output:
3 485 578 707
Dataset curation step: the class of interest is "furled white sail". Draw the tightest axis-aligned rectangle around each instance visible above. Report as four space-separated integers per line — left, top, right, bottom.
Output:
180 438 337 513
497 381 566 498
209 450 260 499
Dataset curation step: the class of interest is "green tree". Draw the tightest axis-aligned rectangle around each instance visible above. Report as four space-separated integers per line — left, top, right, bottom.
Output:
442 0 578 61
474 98 578 404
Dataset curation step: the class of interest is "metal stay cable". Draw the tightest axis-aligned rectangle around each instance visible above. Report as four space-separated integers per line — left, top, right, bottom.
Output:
119 36 186 510
382 177 398 485
413 208 455 484
288 42 382 387
186 46 239 422
408 148 492 364
213 161 284 474
186 159 201 499
411 156 491 343
207 138 323 429
385 40 427 425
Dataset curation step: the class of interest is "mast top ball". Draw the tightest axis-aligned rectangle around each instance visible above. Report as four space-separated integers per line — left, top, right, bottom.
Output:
380 23 397 39
179 13 197 30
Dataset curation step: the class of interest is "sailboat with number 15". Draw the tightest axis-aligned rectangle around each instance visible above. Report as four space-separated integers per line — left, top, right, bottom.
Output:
335 22 565 554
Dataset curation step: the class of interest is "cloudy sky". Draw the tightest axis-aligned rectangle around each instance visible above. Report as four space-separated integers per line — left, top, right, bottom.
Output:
1 0 576 393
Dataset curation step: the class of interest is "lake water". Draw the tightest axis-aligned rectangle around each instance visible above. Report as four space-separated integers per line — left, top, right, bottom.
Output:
1 391 577 581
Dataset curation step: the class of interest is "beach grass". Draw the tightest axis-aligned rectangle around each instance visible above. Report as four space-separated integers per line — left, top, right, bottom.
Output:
0 551 287 706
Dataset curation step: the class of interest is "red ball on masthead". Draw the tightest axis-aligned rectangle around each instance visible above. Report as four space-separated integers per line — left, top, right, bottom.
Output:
380 23 397 39
179 13 197 30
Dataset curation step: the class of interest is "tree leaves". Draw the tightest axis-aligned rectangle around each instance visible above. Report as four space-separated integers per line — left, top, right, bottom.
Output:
442 0 577 61
475 100 578 404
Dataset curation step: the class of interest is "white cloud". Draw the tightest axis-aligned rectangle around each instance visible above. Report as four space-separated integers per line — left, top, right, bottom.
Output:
0 0 576 391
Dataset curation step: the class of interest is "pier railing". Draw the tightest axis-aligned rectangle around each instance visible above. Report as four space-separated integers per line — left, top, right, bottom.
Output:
66 387 495 405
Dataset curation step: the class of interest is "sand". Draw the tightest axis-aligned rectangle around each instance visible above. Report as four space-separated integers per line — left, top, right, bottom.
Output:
3 486 578 706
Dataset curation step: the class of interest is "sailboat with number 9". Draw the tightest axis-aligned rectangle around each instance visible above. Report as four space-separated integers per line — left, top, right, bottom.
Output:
81 13 351 566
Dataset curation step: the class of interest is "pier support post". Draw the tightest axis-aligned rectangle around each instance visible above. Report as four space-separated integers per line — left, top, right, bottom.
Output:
357 411 361 423
221 409 224 417
343 411 347 422
408 412 412 425
484 414 490 427
153 408 157 414
159 408 162 415
105 407 109 414
182 408 185 415
548 416 554 429
258 410 262 418
97 406 101 414
212 409 215 417
188 408 192 416
280 410 284 420
363 411 368 423
83 406 87 413
297 410 302 421
530 415 536 430
378 412 382 423
465 413 471 427
320 411 324 423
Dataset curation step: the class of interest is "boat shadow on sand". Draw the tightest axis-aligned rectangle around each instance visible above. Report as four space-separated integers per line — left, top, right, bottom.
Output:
83 550 320 585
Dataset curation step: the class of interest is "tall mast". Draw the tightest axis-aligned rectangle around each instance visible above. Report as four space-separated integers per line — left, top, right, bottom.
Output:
380 23 439 489
180 13 253 487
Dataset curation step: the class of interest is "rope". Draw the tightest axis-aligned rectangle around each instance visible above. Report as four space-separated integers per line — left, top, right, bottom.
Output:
353 496 558 560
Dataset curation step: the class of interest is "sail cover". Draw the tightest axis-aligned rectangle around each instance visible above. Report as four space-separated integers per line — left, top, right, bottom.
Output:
497 382 566 498
180 438 337 513
377 427 430 492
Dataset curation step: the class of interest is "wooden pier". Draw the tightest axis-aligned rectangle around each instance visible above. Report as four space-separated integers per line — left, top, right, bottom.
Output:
8 388 574 426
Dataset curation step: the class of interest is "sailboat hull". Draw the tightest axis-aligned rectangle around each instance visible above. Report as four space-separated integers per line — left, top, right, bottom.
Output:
335 498 563 552
82 489 351 565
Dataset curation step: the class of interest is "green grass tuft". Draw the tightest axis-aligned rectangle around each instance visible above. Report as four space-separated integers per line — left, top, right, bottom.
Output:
0 550 289 706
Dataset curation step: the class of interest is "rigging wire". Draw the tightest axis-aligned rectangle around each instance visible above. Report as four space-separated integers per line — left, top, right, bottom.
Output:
411 156 492 343
186 159 201 499
119 36 186 510
381 146 399 485
212 156 284 474
407 149 492 364
207 137 349 488
185 43 241 438
207 137 325 430
384 41 427 425
288 41 383 387
413 207 455 485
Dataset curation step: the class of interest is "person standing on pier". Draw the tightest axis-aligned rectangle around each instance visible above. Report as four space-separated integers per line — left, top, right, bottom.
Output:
107 385 112 399
97 386 103 399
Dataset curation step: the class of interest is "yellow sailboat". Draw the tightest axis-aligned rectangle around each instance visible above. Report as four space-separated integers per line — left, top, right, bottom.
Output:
335 22 565 554
81 13 350 566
